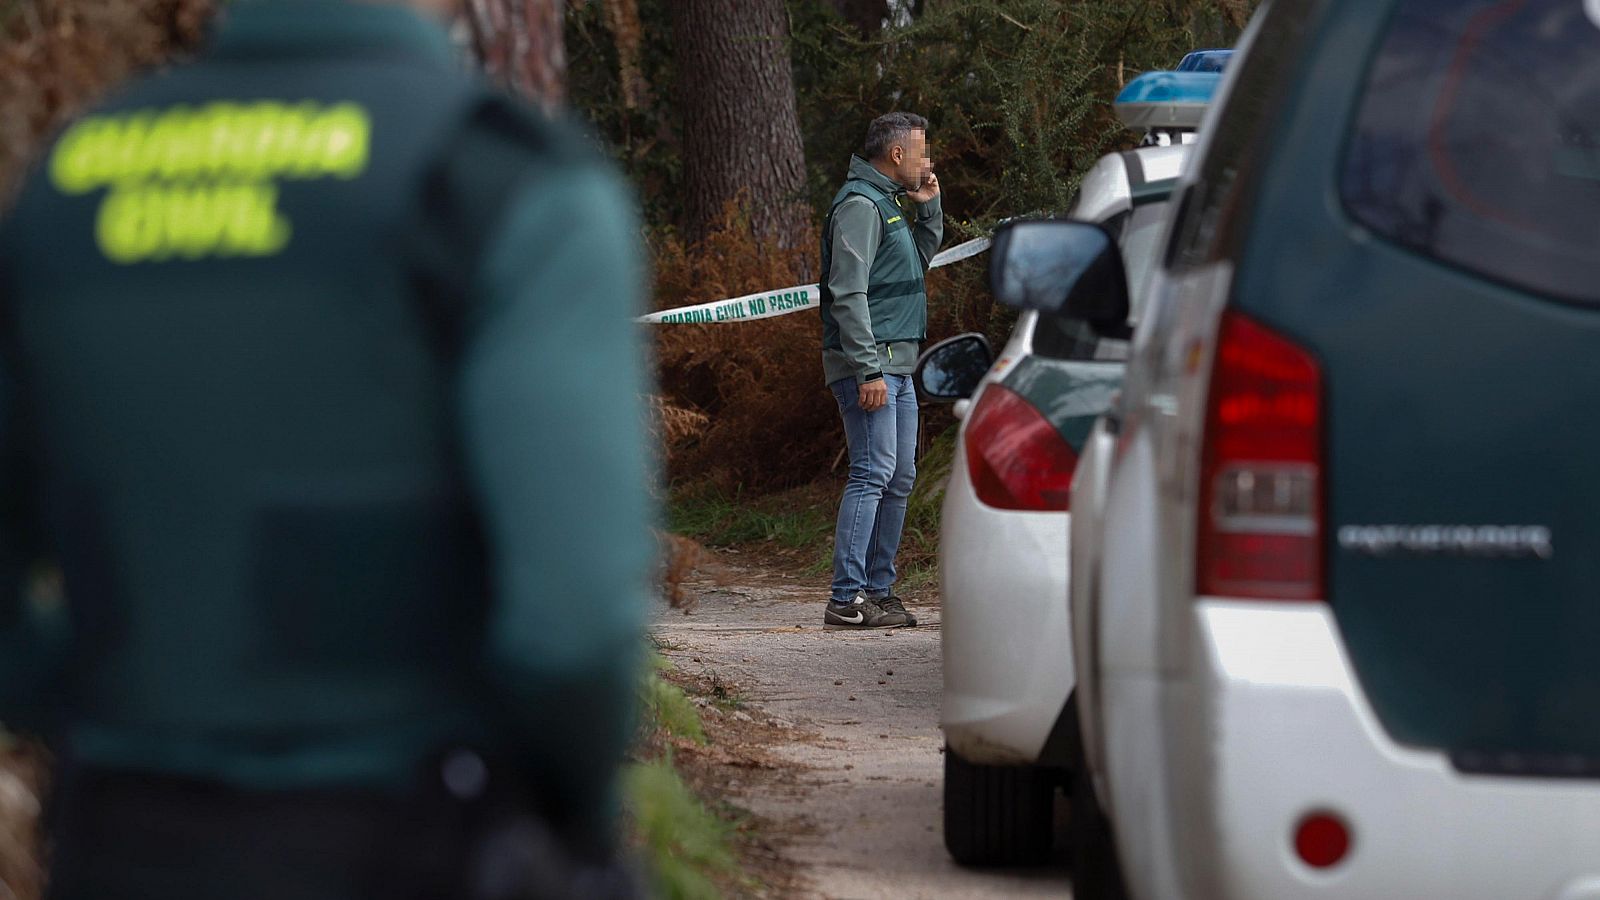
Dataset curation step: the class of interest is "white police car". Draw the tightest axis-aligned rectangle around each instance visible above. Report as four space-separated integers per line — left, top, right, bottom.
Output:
914 63 1221 868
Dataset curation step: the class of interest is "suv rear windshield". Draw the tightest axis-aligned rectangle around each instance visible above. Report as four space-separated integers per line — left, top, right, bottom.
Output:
1342 0 1600 303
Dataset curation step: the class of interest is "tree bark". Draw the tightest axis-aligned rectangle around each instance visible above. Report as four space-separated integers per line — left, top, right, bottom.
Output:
667 0 810 250
466 0 566 111
602 0 650 110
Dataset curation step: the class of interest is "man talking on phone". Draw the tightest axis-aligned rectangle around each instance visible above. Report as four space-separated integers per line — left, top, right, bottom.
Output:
818 112 942 630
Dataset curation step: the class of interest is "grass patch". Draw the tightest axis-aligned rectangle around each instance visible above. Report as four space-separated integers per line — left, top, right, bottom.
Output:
703 671 745 711
666 423 957 592
668 481 838 558
623 756 739 900
627 653 749 898
640 662 707 746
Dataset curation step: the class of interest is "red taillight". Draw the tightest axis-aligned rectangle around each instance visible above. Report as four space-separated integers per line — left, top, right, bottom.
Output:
1294 812 1352 869
964 384 1078 511
1197 311 1323 600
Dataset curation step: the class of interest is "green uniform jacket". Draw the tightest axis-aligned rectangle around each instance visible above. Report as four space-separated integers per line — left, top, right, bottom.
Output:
0 0 651 847
819 155 943 386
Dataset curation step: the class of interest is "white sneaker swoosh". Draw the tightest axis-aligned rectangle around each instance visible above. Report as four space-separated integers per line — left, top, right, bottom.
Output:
834 611 865 624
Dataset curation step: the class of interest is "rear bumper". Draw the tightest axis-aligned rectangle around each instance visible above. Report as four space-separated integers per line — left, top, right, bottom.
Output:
1124 601 1600 900
938 449 1074 767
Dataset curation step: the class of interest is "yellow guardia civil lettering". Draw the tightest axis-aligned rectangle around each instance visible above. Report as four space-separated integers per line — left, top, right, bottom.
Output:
97 182 291 264
51 102 371 191
49 101 372 264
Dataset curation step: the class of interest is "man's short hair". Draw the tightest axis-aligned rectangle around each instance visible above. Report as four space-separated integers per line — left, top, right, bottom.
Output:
863 112 929 161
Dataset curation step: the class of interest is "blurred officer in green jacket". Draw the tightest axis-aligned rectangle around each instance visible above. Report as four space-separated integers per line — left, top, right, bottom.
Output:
0 0 653 896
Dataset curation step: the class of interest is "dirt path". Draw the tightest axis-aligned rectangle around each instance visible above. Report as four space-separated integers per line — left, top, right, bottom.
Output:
651 555 1071 899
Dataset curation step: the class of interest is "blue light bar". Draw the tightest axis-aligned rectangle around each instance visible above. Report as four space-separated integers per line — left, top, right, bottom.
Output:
1177 49 1234 73
1113 71 1222 130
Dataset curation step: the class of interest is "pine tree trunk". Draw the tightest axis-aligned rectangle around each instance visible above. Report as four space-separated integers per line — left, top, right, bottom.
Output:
668 0 810 251
602 0 650 110
466 0 566 110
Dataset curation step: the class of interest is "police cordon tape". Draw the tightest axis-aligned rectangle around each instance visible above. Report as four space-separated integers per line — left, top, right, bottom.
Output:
637 236 992 325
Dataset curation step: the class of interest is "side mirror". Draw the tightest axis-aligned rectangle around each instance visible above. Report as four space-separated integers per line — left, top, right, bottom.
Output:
989 219 1132 340
914 333 993 402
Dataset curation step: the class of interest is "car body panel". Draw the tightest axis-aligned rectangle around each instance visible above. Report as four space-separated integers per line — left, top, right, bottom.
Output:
1175 601 1600 900
940 440 1073 765
938 146 1186 769
1074 1 1600 897
1228 0 1600 764
1068 412 1116 787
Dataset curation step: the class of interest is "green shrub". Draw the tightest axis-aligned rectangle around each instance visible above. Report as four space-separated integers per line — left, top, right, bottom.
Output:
623 758 738 900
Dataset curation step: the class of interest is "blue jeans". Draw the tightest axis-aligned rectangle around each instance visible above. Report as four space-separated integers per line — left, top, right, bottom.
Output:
829 374 917 603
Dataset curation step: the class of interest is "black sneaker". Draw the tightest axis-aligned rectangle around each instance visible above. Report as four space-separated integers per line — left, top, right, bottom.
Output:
824 595 910 629
872 594 918 627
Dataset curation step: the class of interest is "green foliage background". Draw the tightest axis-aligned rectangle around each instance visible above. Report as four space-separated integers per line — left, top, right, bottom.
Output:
569 0 1255 238
576 0 1257 491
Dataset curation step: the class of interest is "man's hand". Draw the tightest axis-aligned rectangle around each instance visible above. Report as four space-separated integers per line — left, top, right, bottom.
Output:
858 379 888 412
907 171 940 205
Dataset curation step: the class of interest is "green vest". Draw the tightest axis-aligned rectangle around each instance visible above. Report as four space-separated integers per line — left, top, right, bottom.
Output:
0 5 648 851
819 178 929 350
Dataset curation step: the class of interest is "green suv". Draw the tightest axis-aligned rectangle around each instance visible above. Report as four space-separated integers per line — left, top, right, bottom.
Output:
991 0 1600 897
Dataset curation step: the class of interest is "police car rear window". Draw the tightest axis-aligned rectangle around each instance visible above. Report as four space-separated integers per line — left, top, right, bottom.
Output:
1342 0 1600 303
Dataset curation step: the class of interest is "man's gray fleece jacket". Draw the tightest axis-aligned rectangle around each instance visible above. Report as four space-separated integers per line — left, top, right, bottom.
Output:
819 155 943 386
